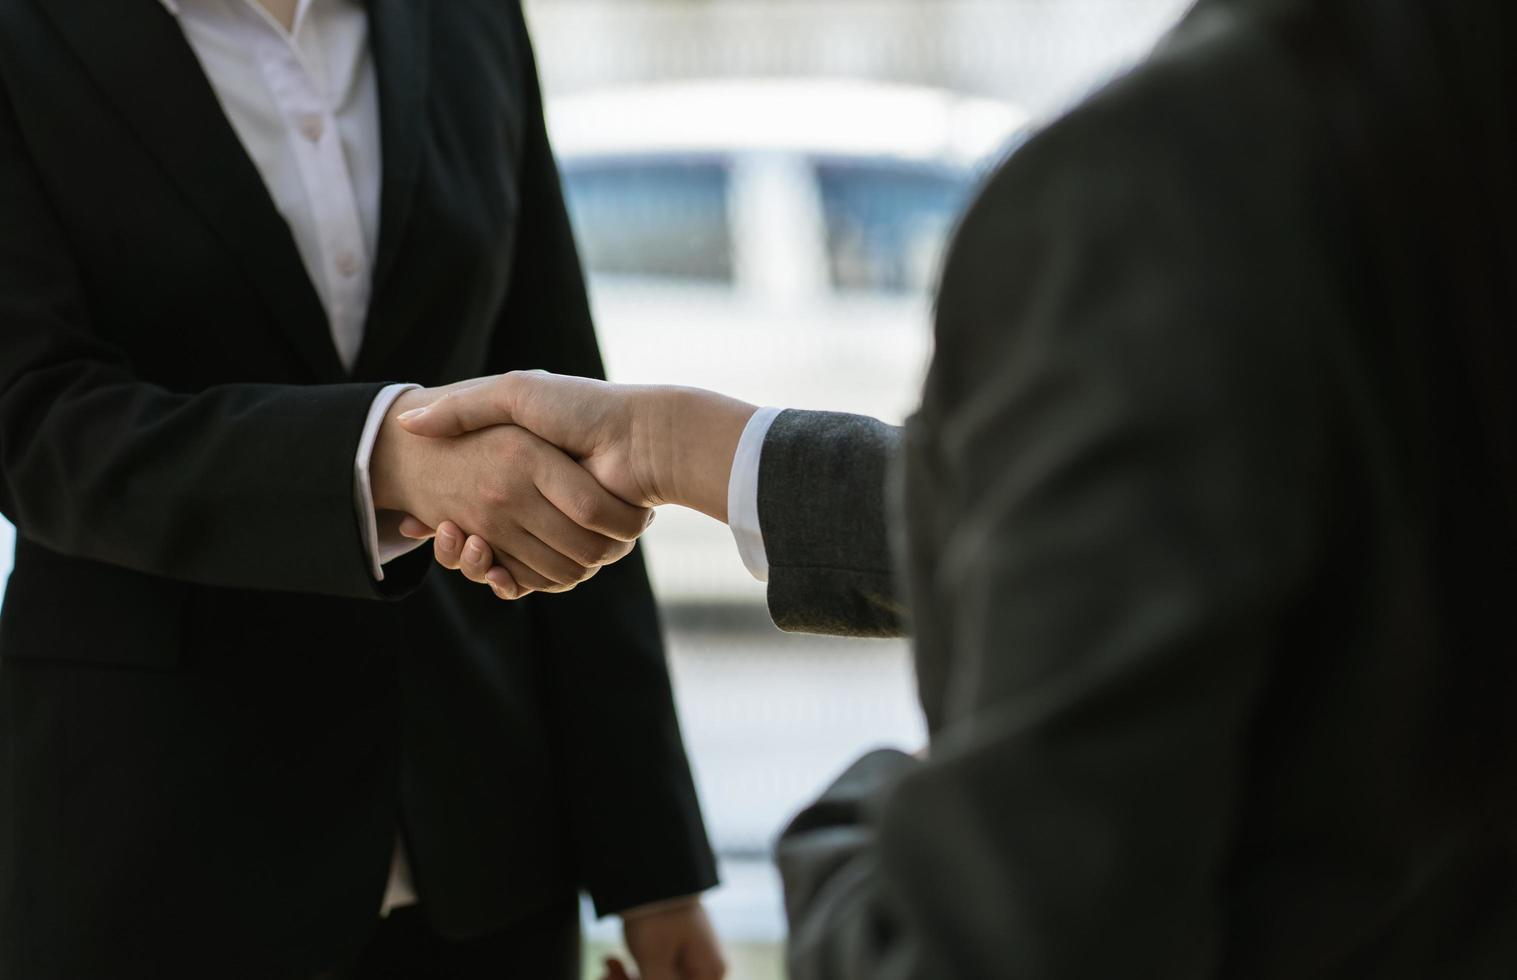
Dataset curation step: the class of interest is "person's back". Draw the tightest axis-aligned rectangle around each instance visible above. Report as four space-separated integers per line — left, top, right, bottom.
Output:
880 0 1517 974
1222 0 1517 972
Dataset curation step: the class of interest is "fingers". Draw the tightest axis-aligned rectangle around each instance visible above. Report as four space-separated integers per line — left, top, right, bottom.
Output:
411 424 646 599
398 514 434 540
601 957 635 980
535 447 652 542
491 525 604 592
434 523 516 593
437 526 601 599
432 526 527 600
428 498 615 599
432 522 467 570
395 374 522 438
458 535 495 585
519 490 637 571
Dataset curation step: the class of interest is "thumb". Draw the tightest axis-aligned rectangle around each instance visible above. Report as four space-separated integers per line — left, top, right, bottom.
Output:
394 375 519 438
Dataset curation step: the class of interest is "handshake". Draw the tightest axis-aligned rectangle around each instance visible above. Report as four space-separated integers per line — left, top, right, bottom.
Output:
371 372 760 599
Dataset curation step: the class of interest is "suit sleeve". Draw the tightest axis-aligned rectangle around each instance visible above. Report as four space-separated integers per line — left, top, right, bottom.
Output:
485 6 717 915
778 73 1334 978
756 410 908 637
0 76 425 600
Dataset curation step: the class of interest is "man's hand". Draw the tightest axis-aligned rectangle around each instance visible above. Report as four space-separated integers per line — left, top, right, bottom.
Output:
370 386 652 598
599 898 726 980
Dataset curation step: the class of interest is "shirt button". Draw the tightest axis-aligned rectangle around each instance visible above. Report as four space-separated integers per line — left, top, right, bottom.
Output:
335 252 361 278
298 114 325 143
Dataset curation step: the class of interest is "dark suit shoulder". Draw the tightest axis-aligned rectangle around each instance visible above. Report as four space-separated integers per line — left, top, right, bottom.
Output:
931 0 1341 427
960 0 1328 261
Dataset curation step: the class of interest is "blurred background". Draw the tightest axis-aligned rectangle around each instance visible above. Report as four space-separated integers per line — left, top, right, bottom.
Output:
0 1 1193 977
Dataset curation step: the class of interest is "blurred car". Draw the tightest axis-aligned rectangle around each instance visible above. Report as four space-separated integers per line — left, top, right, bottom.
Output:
549 79 1028 602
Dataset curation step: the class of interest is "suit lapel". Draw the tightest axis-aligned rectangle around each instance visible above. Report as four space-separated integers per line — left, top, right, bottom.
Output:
356 0 431 375
39 0 346 381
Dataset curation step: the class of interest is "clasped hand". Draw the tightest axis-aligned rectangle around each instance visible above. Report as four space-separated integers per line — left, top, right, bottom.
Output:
372 373 756 601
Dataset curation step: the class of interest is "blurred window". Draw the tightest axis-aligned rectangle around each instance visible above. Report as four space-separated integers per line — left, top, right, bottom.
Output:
816 160 969 295
561 156 734 283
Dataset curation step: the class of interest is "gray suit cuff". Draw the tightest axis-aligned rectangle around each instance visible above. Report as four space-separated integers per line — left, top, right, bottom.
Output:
757 410 908 636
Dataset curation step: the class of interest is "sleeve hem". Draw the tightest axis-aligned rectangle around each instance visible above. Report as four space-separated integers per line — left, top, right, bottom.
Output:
353 383 421 581
728 406 783 582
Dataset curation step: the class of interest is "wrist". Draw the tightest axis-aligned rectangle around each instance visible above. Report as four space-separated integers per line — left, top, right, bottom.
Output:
622 386 680 508
371 388 434 514
655 387 757 522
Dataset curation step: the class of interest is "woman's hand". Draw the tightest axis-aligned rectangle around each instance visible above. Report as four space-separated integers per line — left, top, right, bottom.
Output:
598 898 727 980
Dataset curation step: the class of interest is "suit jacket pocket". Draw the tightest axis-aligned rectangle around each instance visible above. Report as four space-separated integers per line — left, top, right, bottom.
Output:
0 538 184 670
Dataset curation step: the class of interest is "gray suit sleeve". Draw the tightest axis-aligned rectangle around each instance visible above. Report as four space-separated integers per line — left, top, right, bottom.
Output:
757 409 908 637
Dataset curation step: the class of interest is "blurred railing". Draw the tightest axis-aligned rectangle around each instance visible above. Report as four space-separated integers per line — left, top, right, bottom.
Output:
525 0 1193 114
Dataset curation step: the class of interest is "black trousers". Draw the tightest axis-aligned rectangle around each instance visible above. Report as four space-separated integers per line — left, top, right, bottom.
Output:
320 901 581 980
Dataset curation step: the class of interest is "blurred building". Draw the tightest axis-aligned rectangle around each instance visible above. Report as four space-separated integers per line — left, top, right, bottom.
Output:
524 0 1192 116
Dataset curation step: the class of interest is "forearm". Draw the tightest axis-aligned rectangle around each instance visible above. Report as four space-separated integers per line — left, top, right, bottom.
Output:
630 385 758 522
0 75 420 600
0 365 416 599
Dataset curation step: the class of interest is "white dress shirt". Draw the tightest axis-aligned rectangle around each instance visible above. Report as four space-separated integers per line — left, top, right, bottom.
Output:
727 407 783 581
159 0 417 914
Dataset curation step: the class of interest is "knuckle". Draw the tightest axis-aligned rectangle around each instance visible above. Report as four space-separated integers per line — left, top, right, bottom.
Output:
546 562 591 589
481 483 513 510
565 491 605 529
574 537 617 568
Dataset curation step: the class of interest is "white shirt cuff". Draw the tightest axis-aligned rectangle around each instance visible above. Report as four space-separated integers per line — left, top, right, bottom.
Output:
354 383 425 581
727 407 782 583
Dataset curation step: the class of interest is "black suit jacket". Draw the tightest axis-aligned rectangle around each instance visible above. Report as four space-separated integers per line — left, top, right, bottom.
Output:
758 0 1517 976
0 1 715 975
